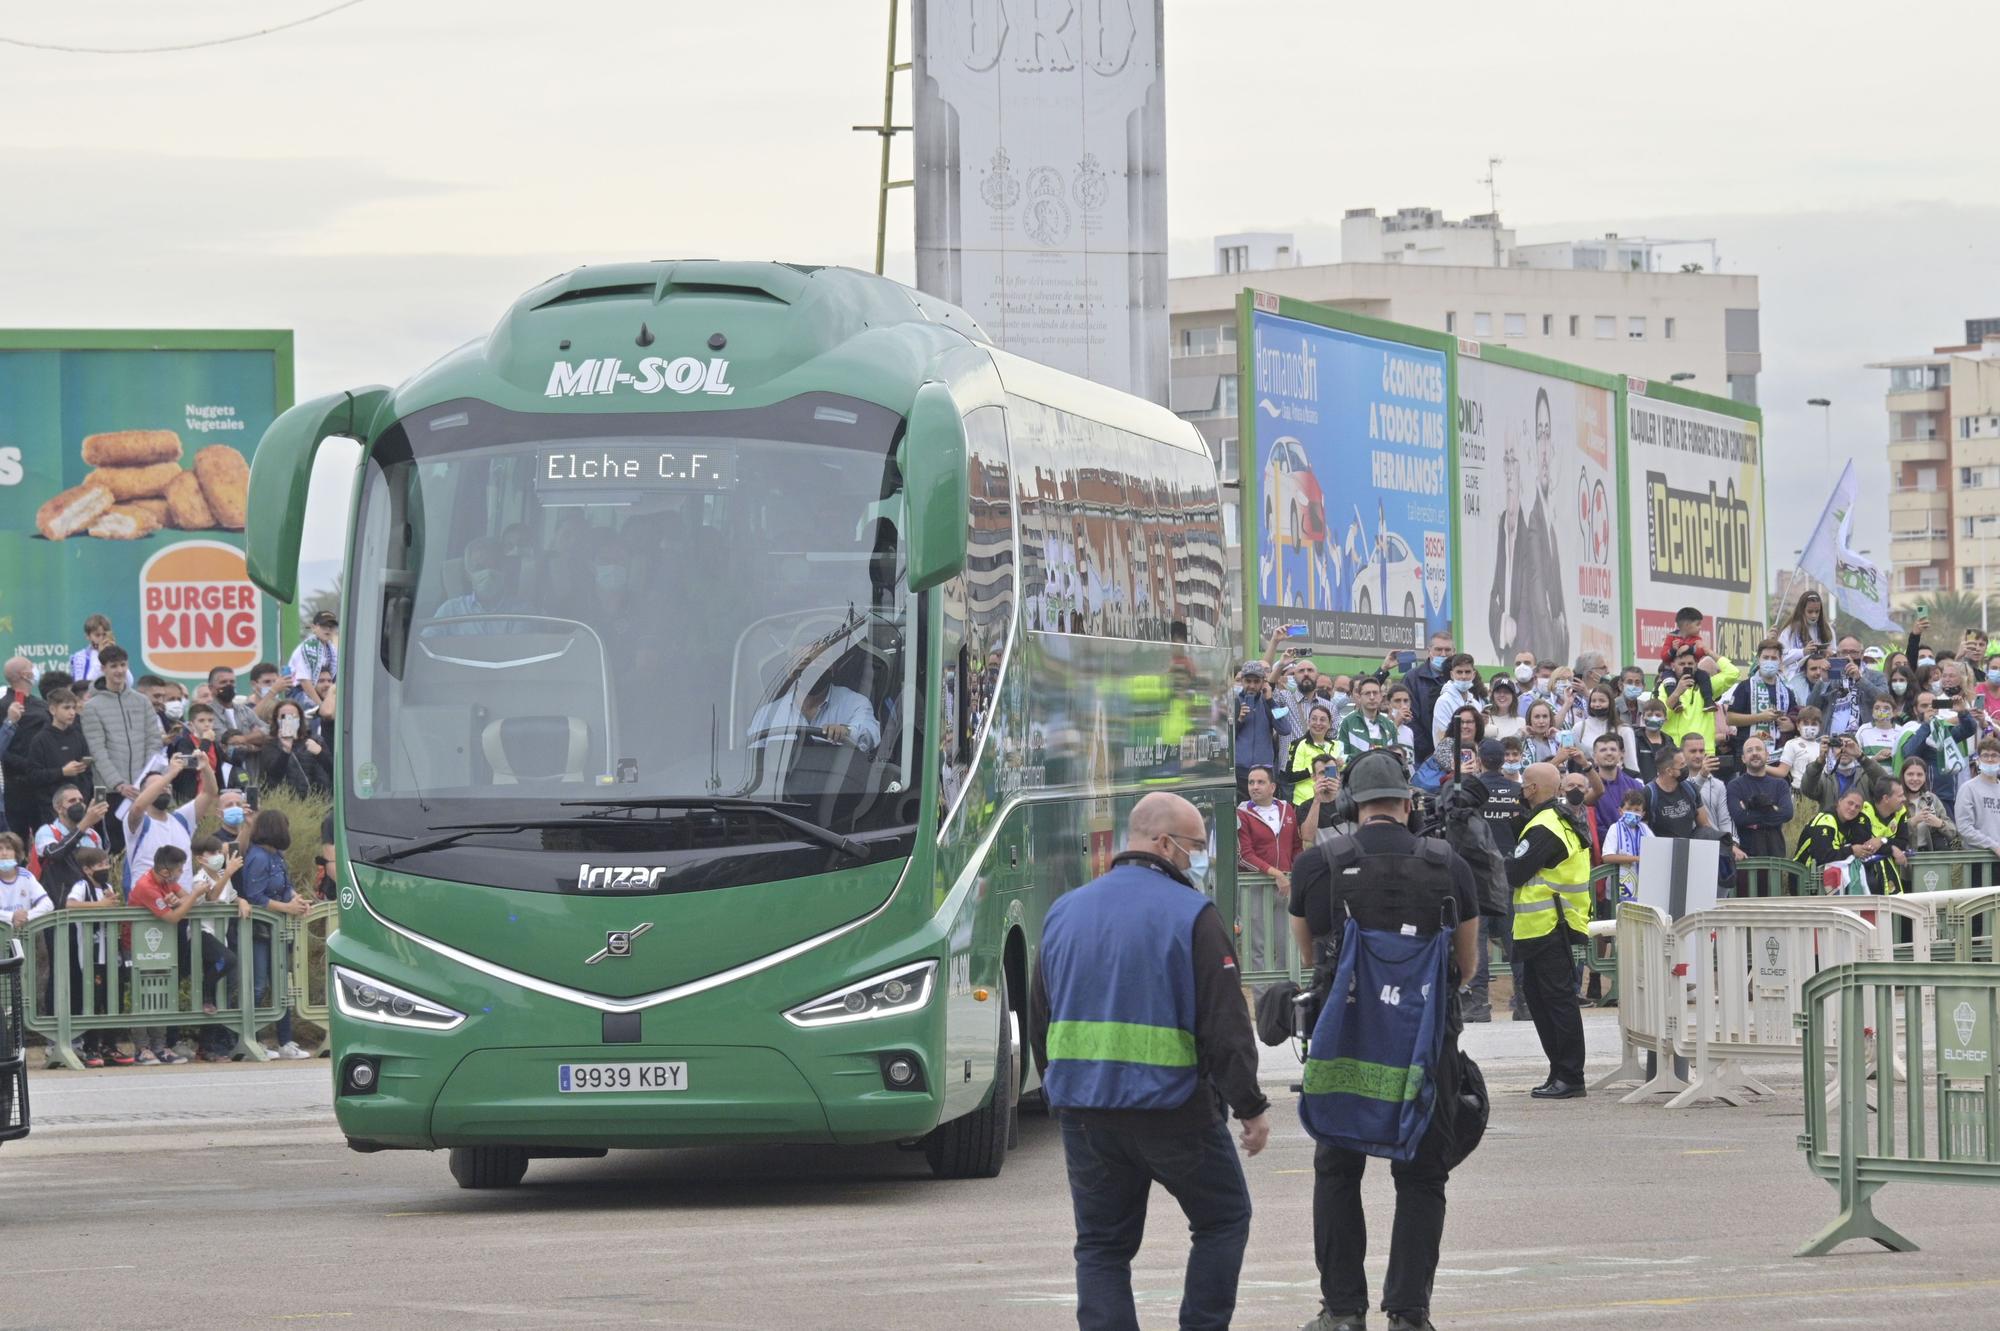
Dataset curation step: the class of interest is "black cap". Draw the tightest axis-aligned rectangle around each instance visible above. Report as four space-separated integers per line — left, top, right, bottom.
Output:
311 610 338 628
1477 739 1505 768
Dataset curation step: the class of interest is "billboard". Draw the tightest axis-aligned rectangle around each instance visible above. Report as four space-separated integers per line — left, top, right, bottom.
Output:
912 0 1168 404
1625 385 1766 663
1456 352 1620 668
0 333 289 684
1247 303 1451 655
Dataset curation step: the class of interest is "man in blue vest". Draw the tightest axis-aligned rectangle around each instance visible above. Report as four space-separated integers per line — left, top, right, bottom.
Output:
1029 791 1270 1331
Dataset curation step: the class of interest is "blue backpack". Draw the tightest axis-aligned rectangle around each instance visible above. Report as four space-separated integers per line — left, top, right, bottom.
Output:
1298 904 1453 1162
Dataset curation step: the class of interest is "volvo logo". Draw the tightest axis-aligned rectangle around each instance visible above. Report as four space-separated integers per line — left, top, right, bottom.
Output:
584 922 654 965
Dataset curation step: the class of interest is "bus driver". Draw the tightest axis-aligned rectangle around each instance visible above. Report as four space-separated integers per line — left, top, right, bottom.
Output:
749 668 881 754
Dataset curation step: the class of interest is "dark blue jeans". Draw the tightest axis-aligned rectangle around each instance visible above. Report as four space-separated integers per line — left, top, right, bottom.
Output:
1059 1115 1252 1331
252 932 291 1047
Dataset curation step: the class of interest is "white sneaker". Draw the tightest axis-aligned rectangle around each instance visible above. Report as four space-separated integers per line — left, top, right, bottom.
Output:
277 1041 311 1060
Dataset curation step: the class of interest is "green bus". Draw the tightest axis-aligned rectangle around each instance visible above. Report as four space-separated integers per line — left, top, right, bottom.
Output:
245 261 1234 1187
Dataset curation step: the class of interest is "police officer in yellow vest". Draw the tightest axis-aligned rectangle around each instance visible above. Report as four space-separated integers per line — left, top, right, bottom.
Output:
1504 762 1593 1098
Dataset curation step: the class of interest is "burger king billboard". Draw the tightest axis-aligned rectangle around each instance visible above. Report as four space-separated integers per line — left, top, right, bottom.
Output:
0 331 289 683
139 541 267 677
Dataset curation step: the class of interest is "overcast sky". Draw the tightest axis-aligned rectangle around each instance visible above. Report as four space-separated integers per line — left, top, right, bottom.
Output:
8 0 1998 594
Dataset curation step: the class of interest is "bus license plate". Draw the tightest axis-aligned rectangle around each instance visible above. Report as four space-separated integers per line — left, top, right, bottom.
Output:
557 1062 688 1093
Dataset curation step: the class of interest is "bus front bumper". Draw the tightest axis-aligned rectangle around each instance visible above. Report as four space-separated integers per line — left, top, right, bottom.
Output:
333 1032 951 1151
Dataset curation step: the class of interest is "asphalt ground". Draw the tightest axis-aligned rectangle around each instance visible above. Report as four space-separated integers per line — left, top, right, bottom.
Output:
6 1014 2000 1330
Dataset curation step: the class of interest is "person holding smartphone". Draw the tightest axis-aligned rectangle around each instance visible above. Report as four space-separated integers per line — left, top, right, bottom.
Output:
1801 730 1889 814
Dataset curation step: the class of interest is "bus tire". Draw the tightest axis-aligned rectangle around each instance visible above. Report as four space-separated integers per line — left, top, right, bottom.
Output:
449 1145 529 1189
923 975 1015 1180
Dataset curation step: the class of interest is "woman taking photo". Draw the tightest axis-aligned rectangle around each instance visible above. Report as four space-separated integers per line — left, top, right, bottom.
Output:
1900 758 1958 852
254 699 330 799
1285 703 1341 806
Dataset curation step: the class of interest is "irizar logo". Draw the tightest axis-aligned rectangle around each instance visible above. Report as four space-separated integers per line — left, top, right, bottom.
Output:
577 864 670 892
545 356 734 398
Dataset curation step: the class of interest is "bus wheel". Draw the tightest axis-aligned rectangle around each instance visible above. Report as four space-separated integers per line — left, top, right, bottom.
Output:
449 1146 529 1189
923 975 1015 1180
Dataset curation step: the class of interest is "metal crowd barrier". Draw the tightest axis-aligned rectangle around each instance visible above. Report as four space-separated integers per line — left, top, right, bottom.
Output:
0 905 296 1071
1235 871 1306 988
1904 849 2000 895
1667 903 1878 1109
287 901 337 1051
1 940 26 1144
1797 961 2000 1256
1942 890 2000 963
1591 903 1688 1103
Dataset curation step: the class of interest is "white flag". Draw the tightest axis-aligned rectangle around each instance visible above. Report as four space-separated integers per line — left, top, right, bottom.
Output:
1799 460 1898 632
1797 460 1854 594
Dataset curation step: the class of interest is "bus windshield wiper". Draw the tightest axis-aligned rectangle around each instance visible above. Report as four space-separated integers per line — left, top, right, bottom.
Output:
559 796 869 861
363 819 597 867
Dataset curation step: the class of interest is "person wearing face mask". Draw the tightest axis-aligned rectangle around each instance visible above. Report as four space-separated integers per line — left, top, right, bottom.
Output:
0 831 53 933
1972 644 2000 727
1778 706 1826 791
1504 762 1592 1098
1725 639 1795 751
254 700 330 799
206 664 264 737
1642 746 1710 839
1598 789 1653 907
1609 665 1645 728
1725 736 1795 860
1855 698 1904 766
1321 674 1354 726
1952 736 2000 860
428 536 534 636
61 845 132 1067
1578 683 1635 763
166 702 229 802
121 748 218 896
1633 704 1670 782
1900 758 1958 853
1397 631 1456 769
30 783 108 900
1232 660 1302 799
1425 655 1485 775
1028 793 1268 1331
1903 687 1976 807
185 833 248 1061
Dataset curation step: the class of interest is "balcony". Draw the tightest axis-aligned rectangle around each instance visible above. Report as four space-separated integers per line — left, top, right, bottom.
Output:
1891 531 1951 563
1888 437 1949 463
1889 488 1948 517
1887 388 1948 412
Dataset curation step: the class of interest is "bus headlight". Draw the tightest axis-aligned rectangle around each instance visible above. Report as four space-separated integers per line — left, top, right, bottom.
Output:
332 966 466 1031
784 961 937 1028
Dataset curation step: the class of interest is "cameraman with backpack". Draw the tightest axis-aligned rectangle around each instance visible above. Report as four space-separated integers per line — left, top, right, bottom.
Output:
1287 750 1481 1331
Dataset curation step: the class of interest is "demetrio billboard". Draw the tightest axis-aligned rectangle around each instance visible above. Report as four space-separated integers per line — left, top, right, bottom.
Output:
1238 294 1765 667
0 331 290 682
1623 380 1766 663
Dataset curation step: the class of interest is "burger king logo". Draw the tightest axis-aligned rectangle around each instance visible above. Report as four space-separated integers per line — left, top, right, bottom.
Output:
139 539 265 677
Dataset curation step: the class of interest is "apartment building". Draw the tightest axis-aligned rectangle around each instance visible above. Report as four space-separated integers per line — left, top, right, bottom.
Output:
1169 217 1762 588
1875 322 2000 599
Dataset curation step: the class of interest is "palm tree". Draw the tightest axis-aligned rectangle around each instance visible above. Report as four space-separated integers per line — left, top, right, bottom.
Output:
1906 590 1992 651
300 573 343 633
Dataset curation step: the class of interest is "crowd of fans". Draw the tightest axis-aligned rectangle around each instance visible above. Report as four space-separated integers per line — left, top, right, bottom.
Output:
0 611 338 1067
1232 591 2000 1008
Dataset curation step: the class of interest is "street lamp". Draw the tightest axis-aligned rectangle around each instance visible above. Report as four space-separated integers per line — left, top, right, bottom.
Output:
1807 398 1833 468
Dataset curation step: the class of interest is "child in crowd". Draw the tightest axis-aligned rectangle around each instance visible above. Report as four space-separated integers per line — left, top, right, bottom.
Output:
1598 788 1653 905
63 846 132 1067
1657 606 1708 669
1778 706 1825 789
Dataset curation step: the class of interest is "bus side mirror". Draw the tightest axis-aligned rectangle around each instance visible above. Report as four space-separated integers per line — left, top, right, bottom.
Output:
902 381 968 594
246 387 390 603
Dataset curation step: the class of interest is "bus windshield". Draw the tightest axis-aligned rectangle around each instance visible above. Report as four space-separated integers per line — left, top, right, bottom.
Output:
343 393 923 892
